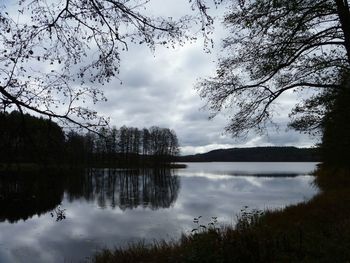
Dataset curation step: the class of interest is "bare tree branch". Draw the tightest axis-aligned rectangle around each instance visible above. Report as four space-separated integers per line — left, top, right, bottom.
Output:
198 0 350 136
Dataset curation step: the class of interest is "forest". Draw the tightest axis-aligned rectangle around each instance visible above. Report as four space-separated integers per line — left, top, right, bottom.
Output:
0 111 179 167
177 147 320 162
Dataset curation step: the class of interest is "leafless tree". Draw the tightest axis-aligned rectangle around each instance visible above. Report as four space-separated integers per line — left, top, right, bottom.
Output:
197 0 350 137
0 0 215 131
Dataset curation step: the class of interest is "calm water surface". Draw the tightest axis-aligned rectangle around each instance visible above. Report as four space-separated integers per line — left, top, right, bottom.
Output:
0 162 318 262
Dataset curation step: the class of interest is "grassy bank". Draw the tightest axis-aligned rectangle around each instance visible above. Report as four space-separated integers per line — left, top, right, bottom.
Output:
90 166 350 263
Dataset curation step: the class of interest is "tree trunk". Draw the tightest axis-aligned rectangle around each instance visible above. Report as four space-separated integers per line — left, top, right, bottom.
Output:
335 0 350 65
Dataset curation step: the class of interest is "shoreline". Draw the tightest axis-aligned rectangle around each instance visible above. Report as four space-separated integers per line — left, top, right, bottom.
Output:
90 165 350 263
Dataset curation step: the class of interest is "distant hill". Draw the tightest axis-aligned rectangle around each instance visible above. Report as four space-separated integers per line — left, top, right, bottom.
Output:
176 147 320 162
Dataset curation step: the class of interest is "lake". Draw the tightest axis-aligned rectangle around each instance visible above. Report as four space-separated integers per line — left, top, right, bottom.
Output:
0 162 318 262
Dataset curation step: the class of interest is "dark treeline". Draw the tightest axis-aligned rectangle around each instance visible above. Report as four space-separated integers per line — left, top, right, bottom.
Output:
176 147 320 162
0 111 179 167
0 168 179 223
321 79 350 165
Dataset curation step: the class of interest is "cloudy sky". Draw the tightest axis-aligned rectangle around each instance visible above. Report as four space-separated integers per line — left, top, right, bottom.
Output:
3 0 319 155
88 0 319 155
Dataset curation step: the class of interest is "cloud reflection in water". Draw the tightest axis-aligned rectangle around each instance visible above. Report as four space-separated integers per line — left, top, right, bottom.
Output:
0 162 318 263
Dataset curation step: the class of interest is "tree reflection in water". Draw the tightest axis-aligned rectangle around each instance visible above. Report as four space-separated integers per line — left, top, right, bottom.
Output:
0 168 180 223
0 170 64 223
68 168 180 210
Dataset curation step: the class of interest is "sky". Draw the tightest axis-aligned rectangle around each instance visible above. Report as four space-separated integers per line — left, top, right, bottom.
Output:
2 0 319 155
88 0 319 155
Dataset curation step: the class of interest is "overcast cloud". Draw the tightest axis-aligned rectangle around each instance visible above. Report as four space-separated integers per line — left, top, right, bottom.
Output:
3 0 319 155
87 1 319 155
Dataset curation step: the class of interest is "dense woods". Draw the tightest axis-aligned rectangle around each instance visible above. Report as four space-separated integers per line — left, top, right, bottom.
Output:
0 111 179 167
177 147 320 162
